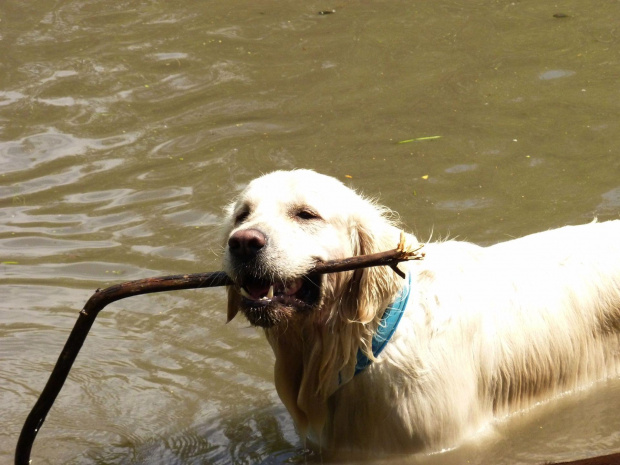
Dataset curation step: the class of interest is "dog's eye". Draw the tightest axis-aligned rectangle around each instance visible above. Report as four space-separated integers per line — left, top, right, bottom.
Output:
234 209 250 224
295 209 321 221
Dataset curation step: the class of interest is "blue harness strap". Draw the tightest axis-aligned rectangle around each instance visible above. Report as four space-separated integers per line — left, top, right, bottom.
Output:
354 271 412 375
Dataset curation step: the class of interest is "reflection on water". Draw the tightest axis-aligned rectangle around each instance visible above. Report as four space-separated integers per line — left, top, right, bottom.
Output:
2 0 620 463
599 187 620 213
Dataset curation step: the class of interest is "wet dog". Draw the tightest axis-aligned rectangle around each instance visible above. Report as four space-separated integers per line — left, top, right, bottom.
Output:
222 169 620 454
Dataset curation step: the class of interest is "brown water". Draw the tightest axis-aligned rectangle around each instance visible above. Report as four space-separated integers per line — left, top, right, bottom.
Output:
2 1 620 463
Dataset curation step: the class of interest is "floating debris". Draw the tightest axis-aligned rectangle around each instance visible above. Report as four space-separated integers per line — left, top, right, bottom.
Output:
539 69 575 80
398 136 441 144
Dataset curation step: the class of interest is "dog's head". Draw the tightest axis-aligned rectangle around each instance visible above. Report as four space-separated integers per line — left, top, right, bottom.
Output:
222 169 400 329
221 170 405 438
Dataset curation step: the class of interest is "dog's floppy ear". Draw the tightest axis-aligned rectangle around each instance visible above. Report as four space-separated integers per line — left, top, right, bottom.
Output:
349 204 402 324
226 286 240 323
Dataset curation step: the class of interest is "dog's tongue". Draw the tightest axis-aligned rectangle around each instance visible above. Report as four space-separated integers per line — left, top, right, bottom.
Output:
246 282 271 299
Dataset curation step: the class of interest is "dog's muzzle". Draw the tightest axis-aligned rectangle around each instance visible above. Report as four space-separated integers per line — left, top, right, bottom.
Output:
227 228 322 327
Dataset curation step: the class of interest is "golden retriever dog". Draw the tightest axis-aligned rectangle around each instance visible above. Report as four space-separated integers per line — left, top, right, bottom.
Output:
222 169 620 455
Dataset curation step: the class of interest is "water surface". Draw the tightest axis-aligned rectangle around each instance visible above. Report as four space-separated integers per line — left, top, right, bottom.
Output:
2 1 620 463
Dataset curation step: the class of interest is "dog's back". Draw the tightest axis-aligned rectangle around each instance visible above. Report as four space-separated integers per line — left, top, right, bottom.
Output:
328 220 620 453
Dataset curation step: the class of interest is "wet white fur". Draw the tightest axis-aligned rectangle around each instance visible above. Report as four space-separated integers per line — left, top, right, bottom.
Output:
222 170 620 455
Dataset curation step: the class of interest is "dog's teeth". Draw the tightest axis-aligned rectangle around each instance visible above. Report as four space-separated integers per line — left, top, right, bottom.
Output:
239 287 251 299
267 285 274 299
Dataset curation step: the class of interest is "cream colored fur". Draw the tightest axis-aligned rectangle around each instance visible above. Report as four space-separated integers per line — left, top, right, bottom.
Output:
222 169 620 456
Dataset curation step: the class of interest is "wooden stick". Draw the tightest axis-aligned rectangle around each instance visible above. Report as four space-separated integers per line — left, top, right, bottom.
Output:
15 243 424 464
310 243 424 276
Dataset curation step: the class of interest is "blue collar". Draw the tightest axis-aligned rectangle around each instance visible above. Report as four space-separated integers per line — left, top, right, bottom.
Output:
354 271 412 375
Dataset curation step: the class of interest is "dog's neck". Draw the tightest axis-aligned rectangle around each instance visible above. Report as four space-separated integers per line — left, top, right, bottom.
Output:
353 270 412 376
265 228 414 442
265 268 410 442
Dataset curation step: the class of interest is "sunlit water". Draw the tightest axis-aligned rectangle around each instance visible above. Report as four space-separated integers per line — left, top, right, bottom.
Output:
2 1 620 463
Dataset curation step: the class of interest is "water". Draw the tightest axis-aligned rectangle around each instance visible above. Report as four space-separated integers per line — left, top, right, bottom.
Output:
2 0 620 463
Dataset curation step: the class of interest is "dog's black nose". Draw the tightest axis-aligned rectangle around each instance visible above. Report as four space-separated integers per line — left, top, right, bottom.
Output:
228 228 267 259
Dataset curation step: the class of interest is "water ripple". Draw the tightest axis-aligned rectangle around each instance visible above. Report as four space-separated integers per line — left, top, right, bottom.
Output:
598 187 620 212
0 158 125 199
0 129 138 174
0 236 117 258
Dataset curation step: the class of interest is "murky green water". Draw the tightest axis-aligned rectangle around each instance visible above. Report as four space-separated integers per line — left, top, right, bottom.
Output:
2 1 620 463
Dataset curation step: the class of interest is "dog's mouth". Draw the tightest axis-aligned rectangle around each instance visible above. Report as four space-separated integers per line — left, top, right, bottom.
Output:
235 273 321 328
